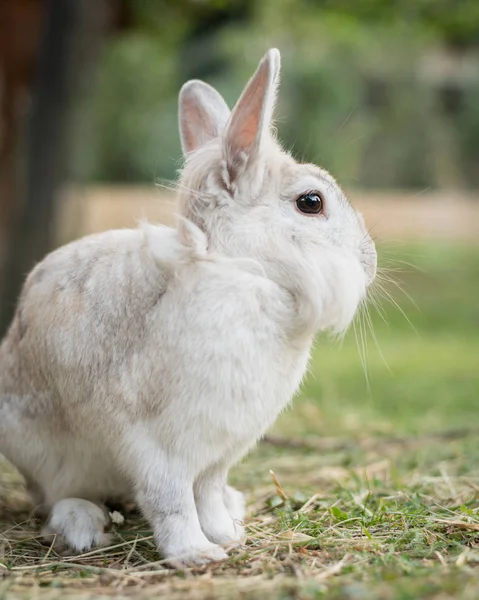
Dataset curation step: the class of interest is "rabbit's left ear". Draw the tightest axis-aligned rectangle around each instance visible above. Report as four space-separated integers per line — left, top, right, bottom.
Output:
224 48 280 179
179 80 231 154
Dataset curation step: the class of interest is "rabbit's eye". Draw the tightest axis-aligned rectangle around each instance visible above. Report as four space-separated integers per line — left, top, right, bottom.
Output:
296 192 323 215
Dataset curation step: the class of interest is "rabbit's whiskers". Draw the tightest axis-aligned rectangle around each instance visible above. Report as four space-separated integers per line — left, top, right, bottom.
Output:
352 256 418 387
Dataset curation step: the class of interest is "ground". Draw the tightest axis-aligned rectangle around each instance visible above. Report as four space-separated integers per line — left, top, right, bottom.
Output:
1 241 478 599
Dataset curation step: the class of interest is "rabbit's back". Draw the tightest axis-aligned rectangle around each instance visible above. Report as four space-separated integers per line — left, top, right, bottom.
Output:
0 228 167 409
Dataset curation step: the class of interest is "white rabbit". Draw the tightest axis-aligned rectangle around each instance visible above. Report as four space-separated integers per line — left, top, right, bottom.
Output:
0 48 376 566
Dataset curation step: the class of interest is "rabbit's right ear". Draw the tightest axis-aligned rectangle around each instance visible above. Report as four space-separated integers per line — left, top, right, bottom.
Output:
179 80 231 155
223 49 280 183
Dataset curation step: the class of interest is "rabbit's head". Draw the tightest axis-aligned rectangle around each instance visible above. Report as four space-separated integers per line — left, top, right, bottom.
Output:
177 49 376 334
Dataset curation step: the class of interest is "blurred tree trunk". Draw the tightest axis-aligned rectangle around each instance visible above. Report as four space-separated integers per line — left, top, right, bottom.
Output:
0 0 82 336
0 0 43 335
0 0 127 336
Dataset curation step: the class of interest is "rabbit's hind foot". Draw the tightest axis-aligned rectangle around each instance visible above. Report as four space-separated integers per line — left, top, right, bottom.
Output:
40 498 112 555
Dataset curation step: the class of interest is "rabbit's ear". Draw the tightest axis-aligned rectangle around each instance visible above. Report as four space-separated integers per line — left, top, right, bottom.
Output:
224 48 280 179
179 80 230 154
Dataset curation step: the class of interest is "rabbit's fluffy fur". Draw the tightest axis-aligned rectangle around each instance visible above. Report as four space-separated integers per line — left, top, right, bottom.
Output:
0 49 376 566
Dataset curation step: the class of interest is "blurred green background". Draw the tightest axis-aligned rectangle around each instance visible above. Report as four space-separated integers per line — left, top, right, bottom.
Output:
72 0 479 189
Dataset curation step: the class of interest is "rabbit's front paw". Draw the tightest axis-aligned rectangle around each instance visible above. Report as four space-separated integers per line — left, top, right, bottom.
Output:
41 498 112 554
201 512 245 547
196 484 246 546
166 541 228 568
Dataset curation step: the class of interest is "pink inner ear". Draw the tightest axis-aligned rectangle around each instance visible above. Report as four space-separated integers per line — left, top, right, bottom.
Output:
180 82 230 154
183 102 213 151
228 62 270 156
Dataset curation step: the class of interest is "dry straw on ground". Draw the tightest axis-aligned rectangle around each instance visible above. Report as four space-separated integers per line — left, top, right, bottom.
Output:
2 430 479 600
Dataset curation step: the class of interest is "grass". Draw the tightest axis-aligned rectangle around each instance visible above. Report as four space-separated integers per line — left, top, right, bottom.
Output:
1 241 479 599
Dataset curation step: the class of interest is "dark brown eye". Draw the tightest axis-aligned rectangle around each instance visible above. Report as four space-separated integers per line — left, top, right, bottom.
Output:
296 192 323 215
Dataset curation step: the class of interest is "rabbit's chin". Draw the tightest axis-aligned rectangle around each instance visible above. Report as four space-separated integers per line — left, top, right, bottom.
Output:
308 251 368 336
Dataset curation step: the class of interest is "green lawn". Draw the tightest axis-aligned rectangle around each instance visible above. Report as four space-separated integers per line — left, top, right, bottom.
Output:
1 242 479 599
